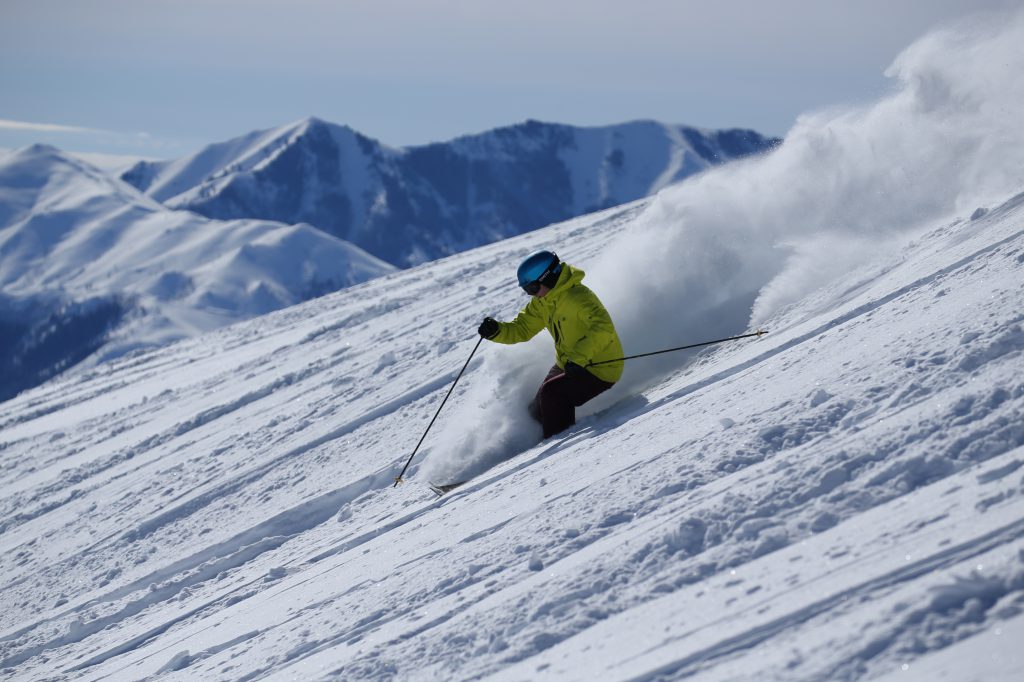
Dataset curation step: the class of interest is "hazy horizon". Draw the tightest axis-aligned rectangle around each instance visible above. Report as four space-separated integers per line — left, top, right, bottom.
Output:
1 0 1016 158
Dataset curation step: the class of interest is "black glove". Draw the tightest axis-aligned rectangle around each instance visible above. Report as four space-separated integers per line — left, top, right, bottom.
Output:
564 361 589 380
478 317 499 339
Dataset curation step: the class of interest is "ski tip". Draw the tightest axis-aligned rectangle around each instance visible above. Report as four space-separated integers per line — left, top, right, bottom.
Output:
428 481 468 497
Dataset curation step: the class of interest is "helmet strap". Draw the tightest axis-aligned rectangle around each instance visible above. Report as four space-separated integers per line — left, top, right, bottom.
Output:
540 263 562 289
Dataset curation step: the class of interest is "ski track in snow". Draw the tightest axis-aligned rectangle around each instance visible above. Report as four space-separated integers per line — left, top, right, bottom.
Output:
1 183 1023 682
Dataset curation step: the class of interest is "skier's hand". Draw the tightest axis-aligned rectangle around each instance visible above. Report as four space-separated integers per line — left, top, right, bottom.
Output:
478 317 499 339
564 361 589 380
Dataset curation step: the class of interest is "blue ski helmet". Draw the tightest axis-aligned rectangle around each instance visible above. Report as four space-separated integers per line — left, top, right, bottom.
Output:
517 250 562 293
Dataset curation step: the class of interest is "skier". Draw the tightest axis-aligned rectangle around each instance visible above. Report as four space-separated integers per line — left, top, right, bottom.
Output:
478 250 624 438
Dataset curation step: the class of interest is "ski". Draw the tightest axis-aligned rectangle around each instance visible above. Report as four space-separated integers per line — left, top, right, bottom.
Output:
429 481 468 497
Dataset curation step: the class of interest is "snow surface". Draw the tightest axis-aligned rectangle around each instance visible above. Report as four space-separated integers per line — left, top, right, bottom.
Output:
2 9 1024 682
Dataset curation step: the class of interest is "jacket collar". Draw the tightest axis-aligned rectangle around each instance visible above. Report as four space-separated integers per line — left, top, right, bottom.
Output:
543 264 584 304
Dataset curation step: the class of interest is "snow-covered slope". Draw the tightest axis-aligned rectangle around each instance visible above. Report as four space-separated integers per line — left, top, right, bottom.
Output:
0 145 394 400
2 10 1023 682
0 182 1021 681
122 118 777 267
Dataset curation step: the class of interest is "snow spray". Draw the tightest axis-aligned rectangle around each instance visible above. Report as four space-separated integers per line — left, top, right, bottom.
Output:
425 8 1024 481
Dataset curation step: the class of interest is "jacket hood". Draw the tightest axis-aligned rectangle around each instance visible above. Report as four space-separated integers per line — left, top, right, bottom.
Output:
549 264 585 298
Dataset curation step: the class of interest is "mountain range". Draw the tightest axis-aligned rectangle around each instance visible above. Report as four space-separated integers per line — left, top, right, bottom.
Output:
121 117 778 267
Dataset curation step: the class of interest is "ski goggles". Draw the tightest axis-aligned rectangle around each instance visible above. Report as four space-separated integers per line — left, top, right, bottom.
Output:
522 279 544 295
521 261 560 295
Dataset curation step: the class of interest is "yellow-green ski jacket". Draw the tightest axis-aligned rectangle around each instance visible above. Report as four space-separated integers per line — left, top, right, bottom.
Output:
490 264 624 384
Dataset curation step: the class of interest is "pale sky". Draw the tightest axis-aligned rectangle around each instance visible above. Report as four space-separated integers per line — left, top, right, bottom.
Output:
0 0 1016 158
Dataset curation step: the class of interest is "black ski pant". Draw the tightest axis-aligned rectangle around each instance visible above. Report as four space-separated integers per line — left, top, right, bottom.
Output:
528 365 615 438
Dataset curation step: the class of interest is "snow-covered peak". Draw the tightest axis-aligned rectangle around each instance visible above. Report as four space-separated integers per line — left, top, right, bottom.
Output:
0 144 161 225
122 117 777 267
123 117 379 206
0 145 163 285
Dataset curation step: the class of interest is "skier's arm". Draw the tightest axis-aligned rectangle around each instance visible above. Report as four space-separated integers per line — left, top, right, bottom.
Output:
491 301 545 344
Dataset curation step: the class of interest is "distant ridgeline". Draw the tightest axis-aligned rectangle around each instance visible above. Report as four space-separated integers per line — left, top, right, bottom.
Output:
122 118 779 268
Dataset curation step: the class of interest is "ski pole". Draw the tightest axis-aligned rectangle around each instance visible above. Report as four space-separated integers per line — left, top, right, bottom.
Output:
394 336 484 487
587 329 767 368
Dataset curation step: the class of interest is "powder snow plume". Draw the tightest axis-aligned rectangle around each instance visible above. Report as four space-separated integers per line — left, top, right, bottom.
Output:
424 8 1024 481
589 7 1024 392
